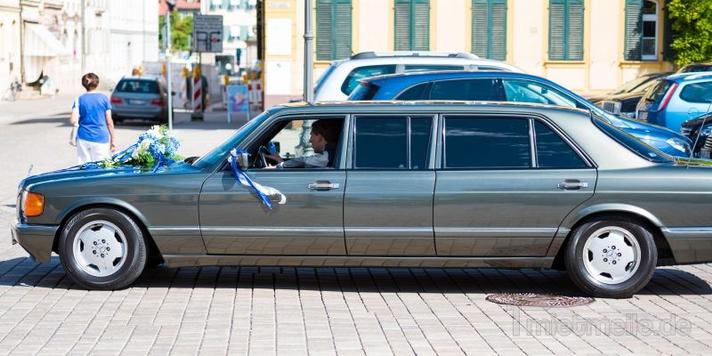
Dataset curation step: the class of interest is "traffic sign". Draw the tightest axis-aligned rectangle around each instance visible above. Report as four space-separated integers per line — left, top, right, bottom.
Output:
192 15 223 53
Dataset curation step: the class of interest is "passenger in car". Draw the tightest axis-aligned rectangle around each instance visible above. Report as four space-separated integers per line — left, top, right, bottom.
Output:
265 119 341 168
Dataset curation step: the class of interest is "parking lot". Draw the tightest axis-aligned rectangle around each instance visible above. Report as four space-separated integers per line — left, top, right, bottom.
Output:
1 97 712 355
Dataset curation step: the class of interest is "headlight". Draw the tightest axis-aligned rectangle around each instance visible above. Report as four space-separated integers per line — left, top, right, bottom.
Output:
700 125 712 137
21 191 44 217
666 138 691 155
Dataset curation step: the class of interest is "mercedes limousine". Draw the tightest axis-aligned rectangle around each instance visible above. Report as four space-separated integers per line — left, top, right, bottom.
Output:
12 102 712 298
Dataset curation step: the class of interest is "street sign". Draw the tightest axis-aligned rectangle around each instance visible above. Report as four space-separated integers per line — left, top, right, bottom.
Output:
192 15 223 53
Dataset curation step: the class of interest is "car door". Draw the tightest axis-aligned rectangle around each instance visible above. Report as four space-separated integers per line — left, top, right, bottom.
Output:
199 116 347 255
344 114 437 256
434 114 596 256
669 81 712 131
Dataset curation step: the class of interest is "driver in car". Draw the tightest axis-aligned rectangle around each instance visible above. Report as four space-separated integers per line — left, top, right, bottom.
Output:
264 119 340 168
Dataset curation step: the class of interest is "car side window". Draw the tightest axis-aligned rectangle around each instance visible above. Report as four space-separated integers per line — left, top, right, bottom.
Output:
396 83 431 100
443 116 531 169
534 121 588 169
341 65 397 95
679 82 712 103
429 79 503 101
353 116 433 169
502 80 578 108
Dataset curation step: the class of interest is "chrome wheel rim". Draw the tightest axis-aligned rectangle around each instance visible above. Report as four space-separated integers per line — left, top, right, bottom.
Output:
72 220 127 277
582 226 641 285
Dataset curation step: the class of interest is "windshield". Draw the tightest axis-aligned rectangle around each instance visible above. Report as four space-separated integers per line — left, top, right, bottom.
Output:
191 110 271 169
612 76 652 95
592 116 673 163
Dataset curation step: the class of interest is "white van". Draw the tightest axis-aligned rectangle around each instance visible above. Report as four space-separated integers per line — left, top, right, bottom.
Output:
314 51 523 101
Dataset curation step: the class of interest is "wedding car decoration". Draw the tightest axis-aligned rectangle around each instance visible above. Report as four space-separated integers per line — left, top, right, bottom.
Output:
99 125 181 172
228 148 287 209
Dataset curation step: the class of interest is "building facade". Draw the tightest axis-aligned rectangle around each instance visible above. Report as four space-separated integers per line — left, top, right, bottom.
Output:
263 0 674 106
0 0 22 93
201 0 258 76
105 0 159 86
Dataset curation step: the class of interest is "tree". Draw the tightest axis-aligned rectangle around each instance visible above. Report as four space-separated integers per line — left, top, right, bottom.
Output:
668 0 712 66
159 12 194 53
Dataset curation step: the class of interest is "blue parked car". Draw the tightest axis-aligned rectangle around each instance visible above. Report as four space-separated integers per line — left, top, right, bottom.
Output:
636 72 712 133
348 71 692 157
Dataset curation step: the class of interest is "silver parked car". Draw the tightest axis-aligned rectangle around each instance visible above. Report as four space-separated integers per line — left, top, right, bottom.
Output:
12 102 712 298
110 75 171 124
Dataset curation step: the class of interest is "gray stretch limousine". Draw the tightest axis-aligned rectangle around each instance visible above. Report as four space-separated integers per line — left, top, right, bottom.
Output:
12 102 712 298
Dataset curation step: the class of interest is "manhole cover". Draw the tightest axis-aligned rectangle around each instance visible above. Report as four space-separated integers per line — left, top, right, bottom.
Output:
486 293 594 307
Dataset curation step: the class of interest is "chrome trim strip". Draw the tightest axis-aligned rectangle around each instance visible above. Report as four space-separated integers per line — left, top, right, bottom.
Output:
201 227 342 233
435 227 557 237
662 227 712 235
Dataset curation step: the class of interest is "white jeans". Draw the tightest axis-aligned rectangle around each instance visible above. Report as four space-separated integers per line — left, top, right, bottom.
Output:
77 138 110 164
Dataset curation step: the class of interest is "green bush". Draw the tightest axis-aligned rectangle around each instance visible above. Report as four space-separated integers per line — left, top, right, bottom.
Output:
668 0 712 66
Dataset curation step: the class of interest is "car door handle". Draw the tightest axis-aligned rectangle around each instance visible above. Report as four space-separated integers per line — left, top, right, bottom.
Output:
557 179 589 190
308 180 340 191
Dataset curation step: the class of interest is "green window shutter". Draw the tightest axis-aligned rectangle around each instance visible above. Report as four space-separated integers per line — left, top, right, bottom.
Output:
316 0 352 61
333 1 352 58
624 0 643 61
395 0 430 51
394 0 411 50
412 0 430 50
471 0 489 58
472 0 507 60
567 0 584 60
549 0 566 60
490 0 507 60
549 0 583 61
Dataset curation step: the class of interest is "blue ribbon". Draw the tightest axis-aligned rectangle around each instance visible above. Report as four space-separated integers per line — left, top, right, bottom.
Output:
228 149 273 209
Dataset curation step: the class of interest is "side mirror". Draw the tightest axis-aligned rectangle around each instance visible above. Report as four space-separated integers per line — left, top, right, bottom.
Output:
236 151 250 169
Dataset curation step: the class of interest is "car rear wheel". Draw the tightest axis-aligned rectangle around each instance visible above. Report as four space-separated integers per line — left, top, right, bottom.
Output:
565 217 657 298
58 208 146 290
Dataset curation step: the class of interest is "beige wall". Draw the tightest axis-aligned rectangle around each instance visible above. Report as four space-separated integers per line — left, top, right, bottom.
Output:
0 2 21 90
264 0 676 104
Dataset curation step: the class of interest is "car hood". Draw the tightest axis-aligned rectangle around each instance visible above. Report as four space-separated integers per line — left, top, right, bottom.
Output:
19 161 199 191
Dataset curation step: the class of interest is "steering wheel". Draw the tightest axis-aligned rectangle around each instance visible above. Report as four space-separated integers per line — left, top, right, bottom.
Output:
257 145 270 167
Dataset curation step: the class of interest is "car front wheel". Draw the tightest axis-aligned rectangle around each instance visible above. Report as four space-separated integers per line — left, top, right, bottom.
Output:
565 217 657 298
58 208 146 290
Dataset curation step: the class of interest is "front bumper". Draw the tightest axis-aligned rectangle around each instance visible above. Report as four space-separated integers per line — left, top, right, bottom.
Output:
10 220 58 263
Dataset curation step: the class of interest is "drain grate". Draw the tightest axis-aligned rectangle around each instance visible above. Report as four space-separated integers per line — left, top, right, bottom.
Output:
486 293 594 307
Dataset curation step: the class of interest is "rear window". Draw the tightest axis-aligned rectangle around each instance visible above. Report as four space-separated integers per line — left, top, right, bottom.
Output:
680 64 712 73
644 80 673 105
679 82 712 103
116 80 160 94
341 65 397 95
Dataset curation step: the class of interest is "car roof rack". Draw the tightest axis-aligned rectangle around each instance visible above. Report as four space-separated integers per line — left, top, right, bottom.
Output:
350 51 480 60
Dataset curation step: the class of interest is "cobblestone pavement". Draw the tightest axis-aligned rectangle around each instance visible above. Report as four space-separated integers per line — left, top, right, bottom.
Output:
2 98 712 355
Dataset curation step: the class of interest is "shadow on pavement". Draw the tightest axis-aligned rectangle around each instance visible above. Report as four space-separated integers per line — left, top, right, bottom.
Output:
2 256 710 297
11 113 73 126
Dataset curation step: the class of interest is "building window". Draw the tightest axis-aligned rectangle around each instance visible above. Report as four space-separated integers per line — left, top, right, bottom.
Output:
625 0 658 61
471 0 507 60
394 0 430 51
316 0 352 61
548 0 584 61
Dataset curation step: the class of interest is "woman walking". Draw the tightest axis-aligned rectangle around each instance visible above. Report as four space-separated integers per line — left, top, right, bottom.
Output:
70 73 116 164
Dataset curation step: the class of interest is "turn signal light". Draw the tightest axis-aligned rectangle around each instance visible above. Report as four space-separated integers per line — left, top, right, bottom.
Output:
23 191 44 217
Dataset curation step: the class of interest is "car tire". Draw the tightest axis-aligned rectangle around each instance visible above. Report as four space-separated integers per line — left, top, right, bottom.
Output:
565 217 657 298
58 208 147 290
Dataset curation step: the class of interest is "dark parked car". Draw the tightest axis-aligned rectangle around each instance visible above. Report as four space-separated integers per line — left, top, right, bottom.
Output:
677 63 712 73
348 70 692 157
681 112 712 157
111 75 172 124
12 102 712 298
586 72 671 104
